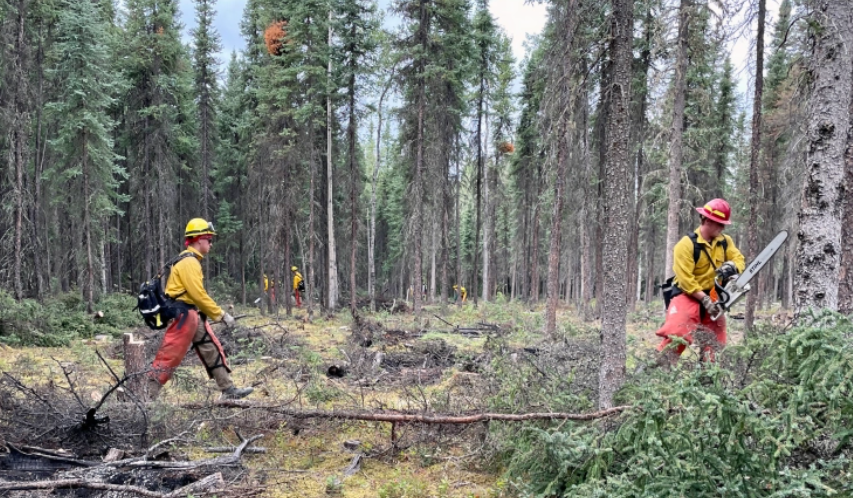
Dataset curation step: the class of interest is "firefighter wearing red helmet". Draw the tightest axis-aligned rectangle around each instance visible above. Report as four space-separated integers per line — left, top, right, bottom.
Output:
656 199 745 364
147 218 253 400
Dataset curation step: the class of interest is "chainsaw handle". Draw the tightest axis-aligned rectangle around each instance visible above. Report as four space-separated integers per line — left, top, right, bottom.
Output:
710 282 730 322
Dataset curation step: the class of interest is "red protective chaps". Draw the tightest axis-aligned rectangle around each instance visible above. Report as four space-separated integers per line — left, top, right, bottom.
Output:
150 308 232 388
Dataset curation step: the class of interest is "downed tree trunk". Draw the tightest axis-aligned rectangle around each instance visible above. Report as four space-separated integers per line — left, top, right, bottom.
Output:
183 402 631 423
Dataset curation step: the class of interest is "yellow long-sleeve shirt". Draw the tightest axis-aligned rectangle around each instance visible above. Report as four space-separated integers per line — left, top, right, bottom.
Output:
293 271 303 291
164 247 224 321
673 228 746 296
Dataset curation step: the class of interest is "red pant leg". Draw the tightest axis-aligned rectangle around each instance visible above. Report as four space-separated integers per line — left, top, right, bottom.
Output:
656 294 701 356
150 310 199 385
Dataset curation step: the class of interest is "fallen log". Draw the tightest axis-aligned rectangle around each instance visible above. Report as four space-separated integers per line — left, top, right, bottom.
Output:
182 402 631 423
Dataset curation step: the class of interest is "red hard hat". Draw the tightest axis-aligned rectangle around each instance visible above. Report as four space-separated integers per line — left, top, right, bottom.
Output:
696 198 732 225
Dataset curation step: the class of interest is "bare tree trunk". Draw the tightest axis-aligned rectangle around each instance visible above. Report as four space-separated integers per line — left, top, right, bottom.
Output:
839 76 853 315
664 0 691 279
430 214 437 303
626 9 652 312
599 0 632 409
441 169 450 308
529 167 542 302
412 24 427 315
327 14 339 313
83 138 95 314
456 161 462 307
794 0 853 313
370 72 395 312
545 123 568 336
644 208 657 304
482 119 490 302
473 83 484 309
11 0 29 301
745 0 766 332
348 60 358 313
308 146 316 315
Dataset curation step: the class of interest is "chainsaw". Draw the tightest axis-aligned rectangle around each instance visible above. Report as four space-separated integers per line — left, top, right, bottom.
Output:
710 230 789 321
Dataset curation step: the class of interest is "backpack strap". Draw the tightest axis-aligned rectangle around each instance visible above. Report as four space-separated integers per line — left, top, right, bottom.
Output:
687 232 728 270
162 252 196 300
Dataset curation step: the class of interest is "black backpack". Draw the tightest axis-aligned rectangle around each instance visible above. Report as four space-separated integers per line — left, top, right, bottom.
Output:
661 233 728 310
135 253 194 330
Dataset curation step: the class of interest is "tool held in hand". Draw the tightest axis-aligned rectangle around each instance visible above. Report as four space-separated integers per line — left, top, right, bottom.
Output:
710 230 789 321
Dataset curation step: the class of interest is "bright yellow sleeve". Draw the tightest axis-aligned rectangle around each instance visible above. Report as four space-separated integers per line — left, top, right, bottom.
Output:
673 236 701 295
170 256 224 321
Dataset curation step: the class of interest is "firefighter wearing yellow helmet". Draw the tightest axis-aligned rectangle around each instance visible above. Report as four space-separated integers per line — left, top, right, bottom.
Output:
148 218 253 400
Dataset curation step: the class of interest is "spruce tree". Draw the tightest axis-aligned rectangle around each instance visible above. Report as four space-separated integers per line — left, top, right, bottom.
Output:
47 0 124 312
122 0 197 280
191 0 222 220
332 0 379 312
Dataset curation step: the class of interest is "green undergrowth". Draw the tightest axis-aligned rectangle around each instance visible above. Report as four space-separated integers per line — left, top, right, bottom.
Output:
0 290 139 347
494 309 853 497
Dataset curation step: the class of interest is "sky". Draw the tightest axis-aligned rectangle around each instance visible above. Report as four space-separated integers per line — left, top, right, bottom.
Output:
176 0 780 106
176 0 550 66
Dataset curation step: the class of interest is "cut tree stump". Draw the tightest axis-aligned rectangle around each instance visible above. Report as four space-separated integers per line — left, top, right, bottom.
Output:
123 333 148 401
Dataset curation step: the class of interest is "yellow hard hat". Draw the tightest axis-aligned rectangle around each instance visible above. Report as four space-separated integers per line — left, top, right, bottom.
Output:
185 218 216 238
291 266 298 271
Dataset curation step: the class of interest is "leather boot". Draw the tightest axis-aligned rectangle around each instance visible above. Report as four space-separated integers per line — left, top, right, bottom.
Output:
219 386 253 400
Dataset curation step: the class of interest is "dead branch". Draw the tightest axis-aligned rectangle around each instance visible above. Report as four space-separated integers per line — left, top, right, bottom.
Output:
203 446 266 454
184 402 631 423
128 434 264 470
0 473 223 498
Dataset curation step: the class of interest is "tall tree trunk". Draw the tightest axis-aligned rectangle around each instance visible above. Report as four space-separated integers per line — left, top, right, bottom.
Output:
599 0 632 410
306 142 317 315
473 75 484 308
349 63 358 313
545 0 580 336
11 0 29 301
455 159 463 307
626 7 653 312
430 214 437 302
745 0 766 331
327 13 339 313
412 10 427 316
545 118 568 336
370 72 395 312
529 166 542 301
664 0 691 279
441 165 450 308
794 0 853 313
482 139 489 302
838 72 853 314
33 22 46 301
82 138 95 313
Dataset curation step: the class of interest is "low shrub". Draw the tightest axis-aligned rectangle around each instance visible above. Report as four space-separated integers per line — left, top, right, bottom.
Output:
497 309 853 497
0 290 139 347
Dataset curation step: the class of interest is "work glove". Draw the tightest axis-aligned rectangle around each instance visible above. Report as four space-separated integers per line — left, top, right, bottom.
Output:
701 295 723 317
221 313 236 329
716 261 739 282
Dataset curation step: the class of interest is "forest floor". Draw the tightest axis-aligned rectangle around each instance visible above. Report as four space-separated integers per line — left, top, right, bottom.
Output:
0 297 790 497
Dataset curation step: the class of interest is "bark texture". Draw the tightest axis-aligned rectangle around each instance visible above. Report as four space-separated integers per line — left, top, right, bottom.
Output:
795 0 853 313
663 0 690 279
599 0 632 409
839 74 853 314
745 0 766 331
